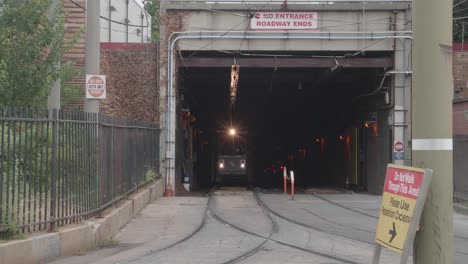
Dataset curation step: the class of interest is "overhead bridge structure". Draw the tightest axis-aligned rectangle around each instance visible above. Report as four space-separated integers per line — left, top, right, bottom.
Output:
158 0 413 195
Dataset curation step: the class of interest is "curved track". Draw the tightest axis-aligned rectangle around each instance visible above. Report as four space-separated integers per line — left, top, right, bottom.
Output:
117 191 214 264
255 191 375 246
209 190 362 264
312 193 468 255
207 193 277 264
311 191 468 255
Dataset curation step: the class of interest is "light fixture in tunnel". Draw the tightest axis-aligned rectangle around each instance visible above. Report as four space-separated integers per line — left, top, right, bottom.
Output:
297 81 303 90
240 160 246 168
219 160 224 169
229 128 236 136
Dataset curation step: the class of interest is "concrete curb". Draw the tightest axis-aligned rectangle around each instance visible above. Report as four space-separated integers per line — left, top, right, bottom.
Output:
454 203 468 215
0 179 164 264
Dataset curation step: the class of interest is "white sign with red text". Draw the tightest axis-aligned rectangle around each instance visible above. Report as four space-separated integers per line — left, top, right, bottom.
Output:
86 75 106 99
250 12 319 30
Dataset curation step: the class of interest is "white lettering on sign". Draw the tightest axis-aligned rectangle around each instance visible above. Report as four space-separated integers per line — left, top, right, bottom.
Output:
250 12 319 30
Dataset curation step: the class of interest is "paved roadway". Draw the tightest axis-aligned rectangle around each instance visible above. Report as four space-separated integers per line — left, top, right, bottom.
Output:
50 188 468 264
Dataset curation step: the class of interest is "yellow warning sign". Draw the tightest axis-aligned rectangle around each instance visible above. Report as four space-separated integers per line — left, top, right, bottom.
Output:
375 164 426 253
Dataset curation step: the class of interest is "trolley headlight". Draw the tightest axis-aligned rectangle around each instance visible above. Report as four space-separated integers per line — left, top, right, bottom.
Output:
240 160 246 169
219 160 224 169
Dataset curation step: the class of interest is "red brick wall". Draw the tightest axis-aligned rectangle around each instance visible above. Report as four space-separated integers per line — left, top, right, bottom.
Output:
100 43 159 122
454 44 468 98
63 0 86 108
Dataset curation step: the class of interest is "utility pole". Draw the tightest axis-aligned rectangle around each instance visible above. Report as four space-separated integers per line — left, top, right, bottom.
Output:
412 0 453 263
85 0 101 113
47 0 62 111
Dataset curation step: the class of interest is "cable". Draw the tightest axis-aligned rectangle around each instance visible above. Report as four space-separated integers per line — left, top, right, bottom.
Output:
67 0 150 28
454 0 468 9
346 24 413 58
172 2 249 18
187 18 251 57
352 72 388 101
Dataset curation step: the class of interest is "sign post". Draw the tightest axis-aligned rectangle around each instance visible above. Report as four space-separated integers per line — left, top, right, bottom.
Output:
372 164 433 264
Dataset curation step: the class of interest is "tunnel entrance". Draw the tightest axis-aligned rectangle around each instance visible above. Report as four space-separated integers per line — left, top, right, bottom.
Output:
176 52 393 193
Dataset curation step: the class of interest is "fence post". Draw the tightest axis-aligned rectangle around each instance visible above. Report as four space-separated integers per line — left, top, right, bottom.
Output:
97 112 103 218
108 0 112 42
49 109 58 232
125 0 129 42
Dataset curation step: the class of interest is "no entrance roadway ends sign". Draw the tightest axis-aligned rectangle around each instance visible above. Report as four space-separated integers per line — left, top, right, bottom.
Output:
86 75 106 99
375 164 432 254
250 12 318 30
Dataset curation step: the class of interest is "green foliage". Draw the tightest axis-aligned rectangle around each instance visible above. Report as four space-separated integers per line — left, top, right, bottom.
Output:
145 168 160 183
0 217 25 242
144 0 159 41
0 0 82 107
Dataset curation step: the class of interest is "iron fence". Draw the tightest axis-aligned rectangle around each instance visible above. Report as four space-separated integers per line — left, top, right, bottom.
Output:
454 135 468 202
0 108 159 236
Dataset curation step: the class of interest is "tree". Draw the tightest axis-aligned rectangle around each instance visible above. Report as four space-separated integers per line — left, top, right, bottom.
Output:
144 0 159 41
0 0 80 107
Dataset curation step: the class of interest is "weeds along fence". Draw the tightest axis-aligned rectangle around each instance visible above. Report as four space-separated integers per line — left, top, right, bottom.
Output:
0 108 159 236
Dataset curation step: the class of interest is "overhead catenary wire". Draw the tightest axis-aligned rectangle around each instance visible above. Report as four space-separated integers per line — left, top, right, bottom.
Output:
187 18 252 57
454 0 468 9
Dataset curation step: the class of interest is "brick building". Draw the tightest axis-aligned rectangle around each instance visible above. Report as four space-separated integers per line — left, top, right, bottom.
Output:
62 0 158 122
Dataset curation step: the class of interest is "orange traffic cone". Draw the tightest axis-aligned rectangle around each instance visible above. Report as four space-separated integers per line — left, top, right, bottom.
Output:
164 176 174 197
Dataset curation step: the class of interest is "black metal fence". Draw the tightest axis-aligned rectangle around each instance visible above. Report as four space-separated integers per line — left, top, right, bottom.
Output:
454 135 468 202
0 108 159 235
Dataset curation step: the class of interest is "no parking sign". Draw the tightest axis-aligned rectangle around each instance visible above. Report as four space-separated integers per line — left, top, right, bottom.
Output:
86 75 106 99
393 141 404 160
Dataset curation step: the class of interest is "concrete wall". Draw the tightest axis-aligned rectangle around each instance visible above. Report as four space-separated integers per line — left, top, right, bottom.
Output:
173 10 403 52
366 110 392 194
0 180 164 264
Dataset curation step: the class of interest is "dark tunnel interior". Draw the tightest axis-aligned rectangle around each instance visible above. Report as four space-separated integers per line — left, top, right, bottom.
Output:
178 57 391 190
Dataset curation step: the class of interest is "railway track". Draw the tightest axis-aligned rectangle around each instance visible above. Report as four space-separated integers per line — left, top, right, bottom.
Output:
120 188 369 264
209 189 363 264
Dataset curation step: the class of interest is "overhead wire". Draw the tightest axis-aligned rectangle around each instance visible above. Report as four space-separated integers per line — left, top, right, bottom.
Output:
67 0 150 28
454 0 468 9
346 24 413 57
171 2 249 17
183 0 279 57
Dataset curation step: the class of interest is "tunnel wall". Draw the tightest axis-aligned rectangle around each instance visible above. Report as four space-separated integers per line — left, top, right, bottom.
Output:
159 3 412 194
366 110 392 194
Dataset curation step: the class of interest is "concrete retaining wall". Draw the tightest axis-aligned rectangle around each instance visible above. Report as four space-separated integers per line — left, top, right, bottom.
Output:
0 179 164 264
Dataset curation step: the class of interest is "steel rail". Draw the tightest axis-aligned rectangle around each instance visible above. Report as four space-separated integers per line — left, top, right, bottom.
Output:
117 189 214 263
311 192 468 242
208 191 277 264
209 189 361 264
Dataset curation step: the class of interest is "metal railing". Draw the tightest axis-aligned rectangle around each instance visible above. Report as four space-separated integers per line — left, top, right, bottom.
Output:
454 135 468 203
0 108 159 235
